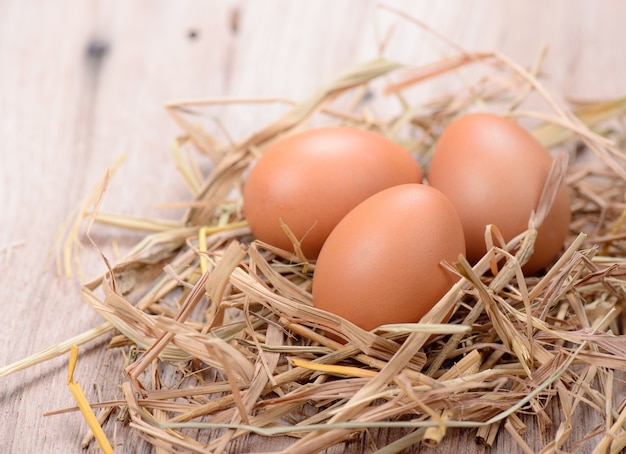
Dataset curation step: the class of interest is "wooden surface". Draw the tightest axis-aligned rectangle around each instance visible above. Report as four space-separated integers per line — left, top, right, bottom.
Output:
1 1 625 452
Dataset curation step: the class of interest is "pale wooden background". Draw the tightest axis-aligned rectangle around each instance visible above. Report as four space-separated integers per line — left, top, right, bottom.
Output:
1 1 625 453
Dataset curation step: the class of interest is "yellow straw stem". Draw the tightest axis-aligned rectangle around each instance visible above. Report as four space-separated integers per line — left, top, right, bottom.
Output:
67 345 114 454
198 220 248 274
291 358 377 378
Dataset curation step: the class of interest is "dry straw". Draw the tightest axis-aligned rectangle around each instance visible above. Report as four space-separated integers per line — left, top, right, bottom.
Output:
5 6 626 454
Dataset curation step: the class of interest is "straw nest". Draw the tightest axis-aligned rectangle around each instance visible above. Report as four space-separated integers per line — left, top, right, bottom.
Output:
23 9 626 454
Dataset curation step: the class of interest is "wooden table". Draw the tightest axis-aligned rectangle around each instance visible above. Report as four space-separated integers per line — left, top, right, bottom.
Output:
1 1 625 452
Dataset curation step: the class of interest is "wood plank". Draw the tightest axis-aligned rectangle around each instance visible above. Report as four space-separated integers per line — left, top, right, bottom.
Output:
1 1 624 452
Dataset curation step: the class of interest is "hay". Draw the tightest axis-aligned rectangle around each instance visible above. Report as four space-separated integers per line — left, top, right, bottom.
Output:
7 6 626 453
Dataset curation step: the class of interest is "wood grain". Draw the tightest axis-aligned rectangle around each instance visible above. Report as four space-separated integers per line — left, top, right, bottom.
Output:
1 1 625 452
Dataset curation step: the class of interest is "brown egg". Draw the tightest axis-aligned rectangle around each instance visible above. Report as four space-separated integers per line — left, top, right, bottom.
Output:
243 127 423 258
312 184 465 332
428 112 571 274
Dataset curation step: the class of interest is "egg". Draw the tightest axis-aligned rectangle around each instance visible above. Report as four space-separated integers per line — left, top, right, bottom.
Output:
243 126 423 258
428 112 571 274
312 184 465 332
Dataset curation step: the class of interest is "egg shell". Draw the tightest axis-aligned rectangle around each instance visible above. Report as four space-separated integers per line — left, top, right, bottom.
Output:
312 183 465 332
243 127 423 258
428 112 571 274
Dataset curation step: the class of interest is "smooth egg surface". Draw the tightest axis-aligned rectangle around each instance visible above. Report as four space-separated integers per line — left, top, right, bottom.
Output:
312 184 465 332
428 112 571 273
243 127 423 258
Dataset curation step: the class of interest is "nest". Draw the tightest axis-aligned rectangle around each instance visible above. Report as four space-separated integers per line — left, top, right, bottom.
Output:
9 8 626 454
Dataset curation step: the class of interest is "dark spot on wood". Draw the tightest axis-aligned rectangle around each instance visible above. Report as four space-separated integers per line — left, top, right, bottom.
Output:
85 39 110 61
230 7 240 35
79 38 110 159
187 29 199 40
